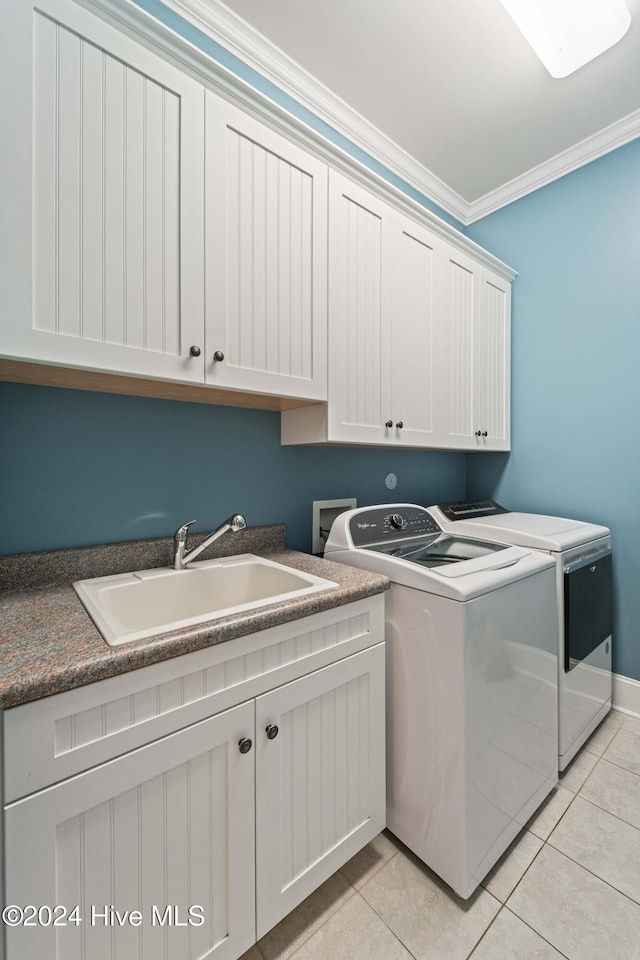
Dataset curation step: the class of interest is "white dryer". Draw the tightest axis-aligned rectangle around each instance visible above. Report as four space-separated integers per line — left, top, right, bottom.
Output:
324 504 558 899
428 500 612 771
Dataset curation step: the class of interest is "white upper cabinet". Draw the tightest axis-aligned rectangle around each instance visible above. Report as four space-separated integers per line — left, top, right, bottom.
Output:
205 95 327 400
282 170 510 450
440 244 511 450
476 269 511 450
390 216 443 447
325 171 392 443
2 0 510 422
281 171 442 447
439 244 480 449
2 0 205 382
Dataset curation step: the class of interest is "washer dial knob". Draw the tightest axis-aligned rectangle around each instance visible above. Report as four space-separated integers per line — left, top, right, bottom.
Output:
390 513 406 530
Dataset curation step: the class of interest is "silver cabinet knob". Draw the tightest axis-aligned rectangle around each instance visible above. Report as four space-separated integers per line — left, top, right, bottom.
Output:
238 737 252 754
385 420 393 428
395 421 403 429
189 345 201 357
213 350 225 362
265 724 279 740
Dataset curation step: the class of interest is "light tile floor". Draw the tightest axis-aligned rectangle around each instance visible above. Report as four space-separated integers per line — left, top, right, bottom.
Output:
242 708 640 960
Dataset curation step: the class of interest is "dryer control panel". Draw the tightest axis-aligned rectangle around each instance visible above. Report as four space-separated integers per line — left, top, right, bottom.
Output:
437 499 509 522
349 506 440 547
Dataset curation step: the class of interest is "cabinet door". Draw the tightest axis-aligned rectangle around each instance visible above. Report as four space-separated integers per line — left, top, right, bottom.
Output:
389 214 442 447
206 94 327 399
254 644 386 938
4 703 255 960
439 242 481 449
326 171 393 443
474 268 511 450
440 245 512 451
2 0 204 382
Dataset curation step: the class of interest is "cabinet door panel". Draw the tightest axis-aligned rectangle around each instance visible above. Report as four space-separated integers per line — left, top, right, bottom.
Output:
326 171 393 443
440 247 511 450
440 244 479 448
3 0 204 381
5 703 255 960
206 95 327 399
476 270 511 449
255 644 386 938
391 216 442 446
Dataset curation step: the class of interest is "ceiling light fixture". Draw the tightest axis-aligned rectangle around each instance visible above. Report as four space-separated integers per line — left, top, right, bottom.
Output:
498 0 631 78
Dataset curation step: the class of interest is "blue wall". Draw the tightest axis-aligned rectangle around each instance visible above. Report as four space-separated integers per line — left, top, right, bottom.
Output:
0 0 470 556
0 382 465 555
466 138 640 681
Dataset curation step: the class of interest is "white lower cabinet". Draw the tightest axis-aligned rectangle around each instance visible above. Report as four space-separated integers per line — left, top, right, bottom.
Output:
255 649 385 938
5 702 256 960
2 599 385 960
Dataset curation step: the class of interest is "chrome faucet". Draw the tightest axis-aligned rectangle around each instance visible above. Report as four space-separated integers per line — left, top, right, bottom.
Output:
173 513 247 570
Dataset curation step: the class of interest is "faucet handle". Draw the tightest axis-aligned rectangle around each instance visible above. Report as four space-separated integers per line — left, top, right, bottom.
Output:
175 519 197 542
228 514 247 532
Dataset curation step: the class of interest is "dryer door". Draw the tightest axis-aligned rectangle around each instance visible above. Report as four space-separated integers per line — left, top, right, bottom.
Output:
564 550 612 672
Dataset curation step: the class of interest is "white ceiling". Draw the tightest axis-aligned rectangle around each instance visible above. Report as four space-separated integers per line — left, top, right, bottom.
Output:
184 0 640 222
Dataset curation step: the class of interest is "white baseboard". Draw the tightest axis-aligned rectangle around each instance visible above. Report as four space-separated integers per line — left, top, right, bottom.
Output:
612 672 640 720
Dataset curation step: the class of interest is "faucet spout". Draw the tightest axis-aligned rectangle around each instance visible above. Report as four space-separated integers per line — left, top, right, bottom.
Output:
173 513 247 570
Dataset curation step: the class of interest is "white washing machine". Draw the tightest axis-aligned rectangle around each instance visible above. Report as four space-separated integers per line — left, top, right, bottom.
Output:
428 500 612 772
324 504 558 899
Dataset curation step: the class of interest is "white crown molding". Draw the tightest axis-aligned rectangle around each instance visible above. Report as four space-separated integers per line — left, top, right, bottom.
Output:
87 0 638 239
83 0 517 278
162 0 471 223
152 0 640 227
466 108 640 223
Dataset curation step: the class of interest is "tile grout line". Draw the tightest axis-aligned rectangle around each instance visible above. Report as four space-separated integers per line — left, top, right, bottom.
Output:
502 905 572 960
575 755 640 832
463 902 506 960
478 805 575 959
504 818 561 903
339 837 401 892
255 878 360 960
552 788 640 840
348 851 424 960
544 811 640 911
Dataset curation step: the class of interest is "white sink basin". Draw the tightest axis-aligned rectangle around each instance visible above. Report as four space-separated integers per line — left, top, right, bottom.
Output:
74 554 338 646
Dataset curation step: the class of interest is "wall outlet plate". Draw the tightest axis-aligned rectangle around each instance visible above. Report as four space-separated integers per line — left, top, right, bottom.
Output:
312 498 357 555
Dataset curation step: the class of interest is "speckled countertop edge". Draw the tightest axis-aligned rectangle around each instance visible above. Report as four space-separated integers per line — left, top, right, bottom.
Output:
0 526 388 710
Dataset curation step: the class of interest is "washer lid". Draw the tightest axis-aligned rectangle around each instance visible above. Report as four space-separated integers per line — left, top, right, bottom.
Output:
324 504 555 600
429 505 610 552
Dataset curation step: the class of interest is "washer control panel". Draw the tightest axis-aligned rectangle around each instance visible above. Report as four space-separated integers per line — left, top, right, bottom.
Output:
349 506 441 547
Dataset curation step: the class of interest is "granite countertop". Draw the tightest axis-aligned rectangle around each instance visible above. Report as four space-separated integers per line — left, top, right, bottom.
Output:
0 525 388 710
